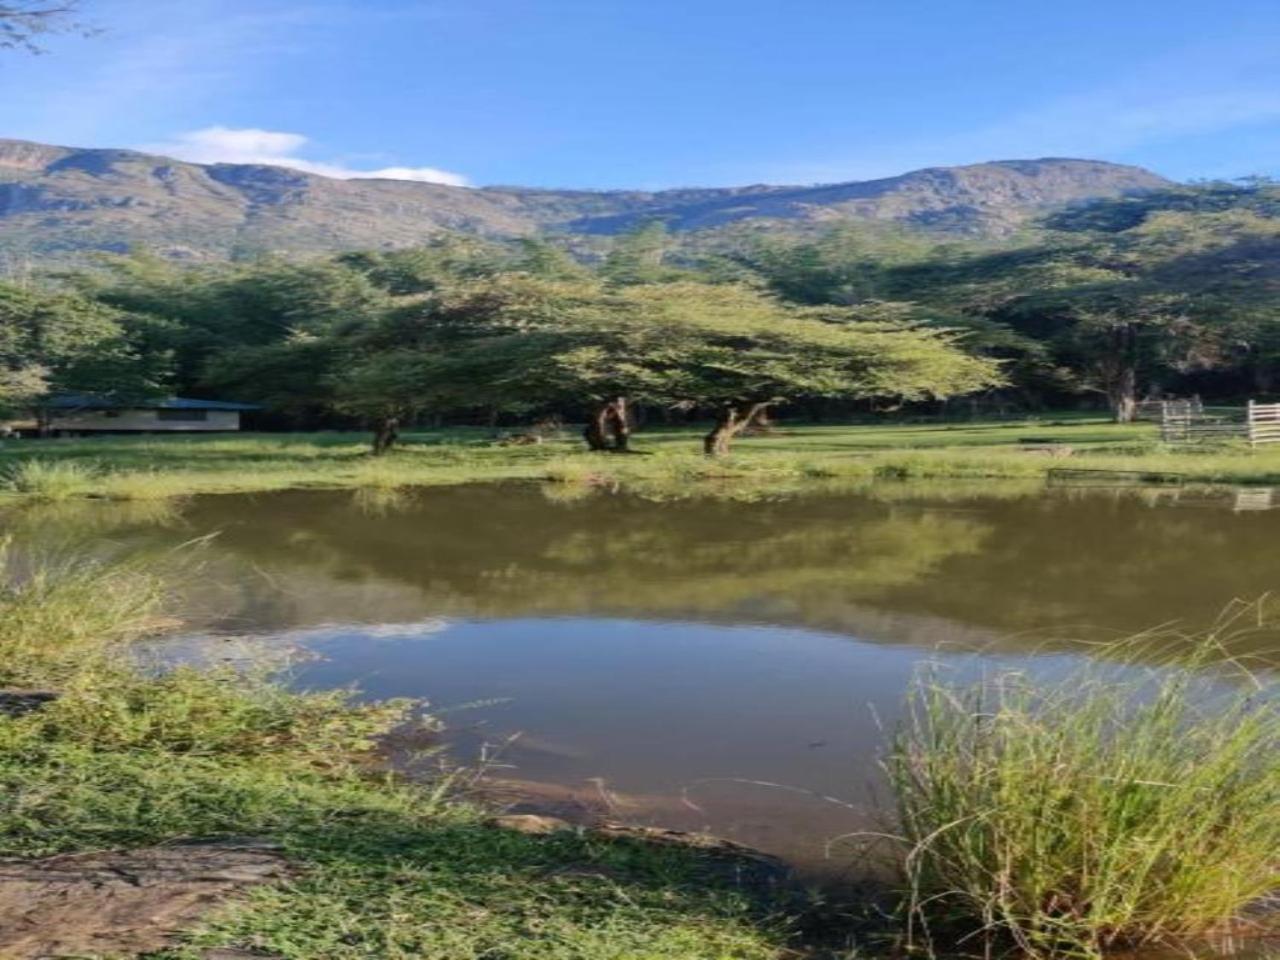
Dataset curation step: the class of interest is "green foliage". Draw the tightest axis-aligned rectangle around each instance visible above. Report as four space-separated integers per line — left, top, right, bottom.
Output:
0 282 168 413
358 280 1001 427
600 221 681 285
5 179 1276 440
338 236 510 293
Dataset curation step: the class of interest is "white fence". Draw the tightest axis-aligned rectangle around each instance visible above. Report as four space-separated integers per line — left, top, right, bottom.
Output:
1137 397 1203 422
1248 401 1280 447
1159 404 1245 444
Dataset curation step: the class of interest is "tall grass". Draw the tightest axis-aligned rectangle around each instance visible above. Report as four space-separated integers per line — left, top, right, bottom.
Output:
884 632 1280 958
0 539 171 684
0 459 97 501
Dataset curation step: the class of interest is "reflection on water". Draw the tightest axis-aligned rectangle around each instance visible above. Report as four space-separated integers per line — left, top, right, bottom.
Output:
5 481 1279 871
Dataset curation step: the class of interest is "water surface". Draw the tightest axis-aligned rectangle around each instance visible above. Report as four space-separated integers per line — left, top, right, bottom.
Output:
11 481 1278 873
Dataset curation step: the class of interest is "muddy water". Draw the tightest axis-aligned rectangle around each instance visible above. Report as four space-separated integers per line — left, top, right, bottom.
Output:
11 481 1279 875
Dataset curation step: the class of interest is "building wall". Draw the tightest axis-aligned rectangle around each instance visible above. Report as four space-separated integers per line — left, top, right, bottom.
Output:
21 409 242 432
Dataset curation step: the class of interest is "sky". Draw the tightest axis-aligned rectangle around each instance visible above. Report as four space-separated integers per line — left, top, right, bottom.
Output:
3 0 1280 190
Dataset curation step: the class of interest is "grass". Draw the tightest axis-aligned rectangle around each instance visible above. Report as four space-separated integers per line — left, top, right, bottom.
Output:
0 538 172 685
883 628 1280 958
0 546 794 959
0 458 102 501
2 414 1280 503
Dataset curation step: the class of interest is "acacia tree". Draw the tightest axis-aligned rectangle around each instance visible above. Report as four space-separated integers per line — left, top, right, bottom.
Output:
429 282 1002 455
642 287 1002 454
1 1 86 52
993 272 1202 422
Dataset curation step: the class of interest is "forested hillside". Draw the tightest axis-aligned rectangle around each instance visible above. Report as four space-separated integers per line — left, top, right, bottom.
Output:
2 179 1276 441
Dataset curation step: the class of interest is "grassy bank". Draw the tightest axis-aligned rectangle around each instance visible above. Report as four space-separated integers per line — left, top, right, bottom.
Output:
0 548 795 959
3 415 1280 503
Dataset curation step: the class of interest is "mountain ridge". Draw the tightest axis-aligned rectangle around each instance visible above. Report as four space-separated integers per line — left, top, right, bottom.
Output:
0 137 1172 264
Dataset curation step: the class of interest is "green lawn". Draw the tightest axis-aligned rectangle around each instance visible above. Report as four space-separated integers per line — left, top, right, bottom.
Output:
1 415 1278 502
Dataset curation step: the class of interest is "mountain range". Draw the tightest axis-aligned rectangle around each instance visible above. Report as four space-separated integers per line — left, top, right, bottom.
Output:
0 137 1171 264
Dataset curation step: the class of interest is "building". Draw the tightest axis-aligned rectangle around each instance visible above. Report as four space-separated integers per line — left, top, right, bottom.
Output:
8 395 260 435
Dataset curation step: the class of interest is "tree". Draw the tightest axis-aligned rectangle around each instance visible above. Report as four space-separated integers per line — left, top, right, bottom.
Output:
77 255 386 394
0 363 47 419
338 237 508 294
738 225 949 305
202 335 343 427
1 1 86 52
600 222 678 286
512 238 590 281
332 351 439 454
635 286 1002 454
0 283 168 432
419 282 1003 455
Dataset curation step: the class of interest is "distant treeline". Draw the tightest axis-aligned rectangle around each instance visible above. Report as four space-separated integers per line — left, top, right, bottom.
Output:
2 179 1277 449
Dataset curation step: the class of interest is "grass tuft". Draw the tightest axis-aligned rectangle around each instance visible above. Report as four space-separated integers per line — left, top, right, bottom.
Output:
884 629 1280 958
1 459 98 501
0 539 170 685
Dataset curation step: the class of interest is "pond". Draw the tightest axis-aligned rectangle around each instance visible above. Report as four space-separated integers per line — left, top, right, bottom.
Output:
10 480 1280 876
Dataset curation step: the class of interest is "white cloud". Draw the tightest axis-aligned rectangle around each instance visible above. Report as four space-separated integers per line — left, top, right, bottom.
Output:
141 126 470 187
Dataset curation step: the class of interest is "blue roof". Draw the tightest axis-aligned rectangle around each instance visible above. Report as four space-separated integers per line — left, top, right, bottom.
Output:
48 394 261 412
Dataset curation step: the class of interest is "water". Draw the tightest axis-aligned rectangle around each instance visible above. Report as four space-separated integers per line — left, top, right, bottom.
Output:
10 481 1279 874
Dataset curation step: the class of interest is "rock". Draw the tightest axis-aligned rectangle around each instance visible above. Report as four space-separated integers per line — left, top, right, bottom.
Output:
486 813 575 835
0 838 289 959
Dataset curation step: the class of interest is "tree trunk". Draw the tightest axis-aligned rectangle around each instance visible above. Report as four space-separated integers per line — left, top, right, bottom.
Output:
742 404 775 435
704 402 771 456
583 404 612 451
583 397 631 452
1254 359 1275 395
607 396 630 452
1104 325 1139 423
1108 366 1138 423
371 416 400 455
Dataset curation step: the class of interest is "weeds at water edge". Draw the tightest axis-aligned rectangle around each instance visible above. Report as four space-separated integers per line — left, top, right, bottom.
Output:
882 622 1280 959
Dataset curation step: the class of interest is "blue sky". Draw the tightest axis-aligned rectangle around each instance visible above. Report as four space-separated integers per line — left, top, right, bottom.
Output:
3 0 1280 189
